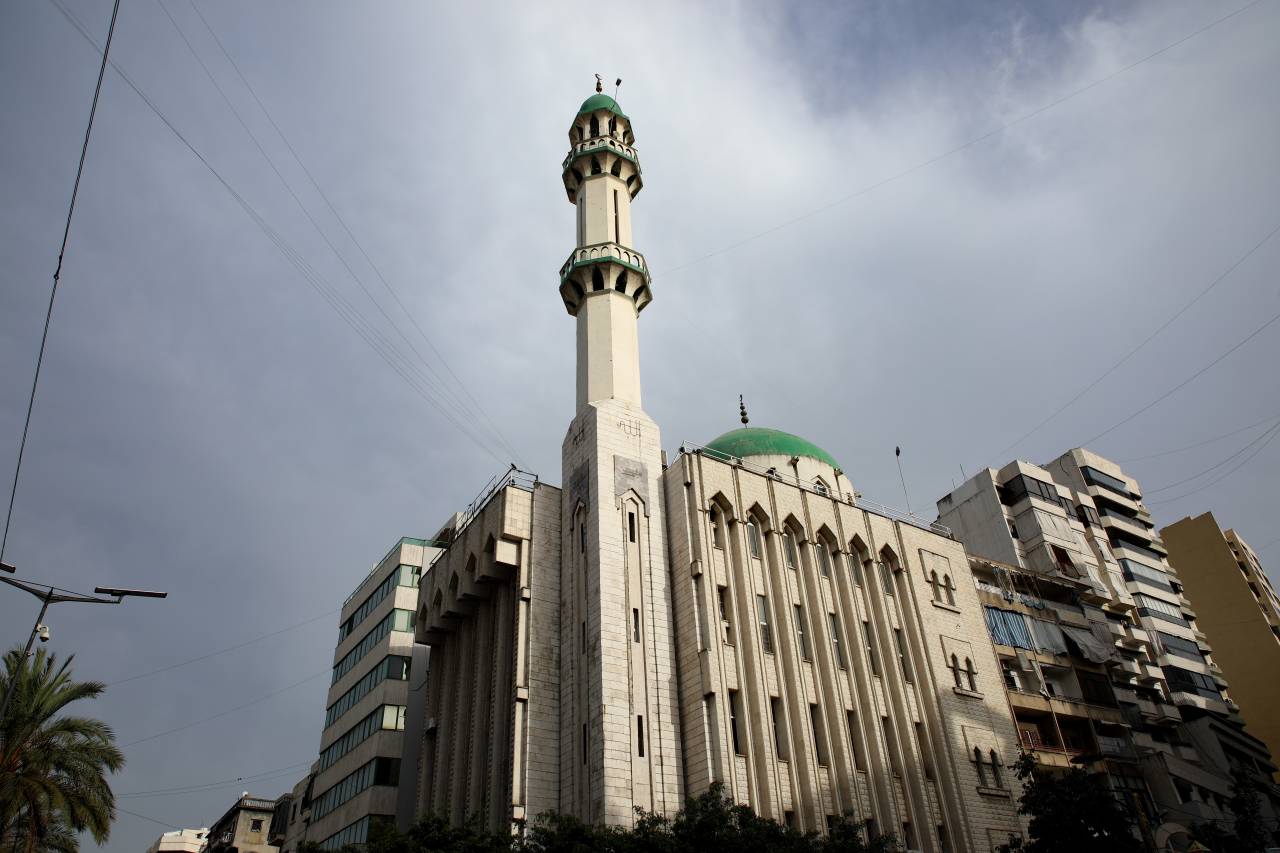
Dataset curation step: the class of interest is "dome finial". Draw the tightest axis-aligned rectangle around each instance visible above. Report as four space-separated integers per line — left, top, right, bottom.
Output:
595 73 603 93
739 395 749 425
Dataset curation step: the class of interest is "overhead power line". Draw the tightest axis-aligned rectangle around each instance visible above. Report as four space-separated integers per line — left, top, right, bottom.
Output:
992 218 1280 462
184 0 520 466
1118 410 1280 462
1148 421 1280 507
1145 421 1280 494
49 0 510 465
121 668 328 748
655 0 1268 280
1078 308 1280 447
118 759 313 798
108 607 336 687
156 0 521 465
1 0 121 567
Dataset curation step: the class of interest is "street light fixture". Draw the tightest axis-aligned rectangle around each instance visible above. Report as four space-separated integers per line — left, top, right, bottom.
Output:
0 571 167 722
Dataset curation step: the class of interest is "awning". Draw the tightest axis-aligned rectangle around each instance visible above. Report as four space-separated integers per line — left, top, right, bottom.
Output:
1028 618 1069 655
1061 624 1114 663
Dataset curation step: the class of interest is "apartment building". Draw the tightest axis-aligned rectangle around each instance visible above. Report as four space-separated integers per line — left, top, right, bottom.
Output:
204 795 277 853
144 828 208 853
279 537 440 851
1162 513 1280 780
939 449 1280 849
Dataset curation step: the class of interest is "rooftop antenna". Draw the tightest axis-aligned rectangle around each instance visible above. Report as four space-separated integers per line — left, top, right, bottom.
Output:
614 77 622 100
595 74 603 93
895 446 916 519
739 395 749 426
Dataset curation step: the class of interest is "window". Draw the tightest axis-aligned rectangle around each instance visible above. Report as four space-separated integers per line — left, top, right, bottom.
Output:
589 116 599 137
989 750 1004 788
1001 659 1021 691
1165 665 1223 700
916 722 934 780
582 723 587 765
1008 518 1020 540
1121 559 1173 590
830 613 847 669
628 511 636 542
1134 593 1188 626
729 691 745 755
974 746 987 786
633 608 641 643
846 710 867 770
930 571 942 602
771 697 788 760
783 531 798 568
1081 465 1131 496
816 540 832 577
718 586 734 644
864 621 880 675
1076 504 1100 526
251 819 264 833
746 520 761 558
883 716 900 775
637 715 645 757
880 559 895 595
581 620 586 654
795 605 812 659
709 506 725 549
965 658 978 692
580 520 586 553
949 655 964 690
894 629 912 682
1157 631 1205 662
944 575 956 605
810 704 829 765
756 595 774 654
613 189 620 243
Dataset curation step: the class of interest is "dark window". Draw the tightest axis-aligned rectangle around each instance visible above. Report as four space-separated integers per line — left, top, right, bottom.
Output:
847 709 867 770
895 629 913 682
718 586 733 644
628 511 636 542
864 621 880 675
783 531 798 568
589 116 599 137
830 613 847 669
757 595 774 654
251 819 263 833
633 608 641 643
582 723 587 764
1165 665 1222 700
1081 465 1132 496
771 697 788 759
795 605 812 660
746 520 761 558
811 704 829 765
613 189 620 243
637 715 645 757
816 540 832 577
729 691 744 755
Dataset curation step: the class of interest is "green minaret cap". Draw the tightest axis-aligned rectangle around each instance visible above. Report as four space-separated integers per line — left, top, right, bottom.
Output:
578 93 627 119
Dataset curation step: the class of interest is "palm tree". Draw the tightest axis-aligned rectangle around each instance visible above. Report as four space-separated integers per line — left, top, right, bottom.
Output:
0 648 124 853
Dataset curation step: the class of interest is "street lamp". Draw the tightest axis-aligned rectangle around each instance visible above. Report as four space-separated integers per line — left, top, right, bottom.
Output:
0 570 167 722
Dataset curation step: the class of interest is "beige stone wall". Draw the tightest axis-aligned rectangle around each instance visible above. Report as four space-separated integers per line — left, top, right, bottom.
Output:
664 450 1023 851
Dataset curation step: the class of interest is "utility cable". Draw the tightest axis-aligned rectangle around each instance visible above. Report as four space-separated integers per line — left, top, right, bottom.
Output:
0 0 121 567
156 1 520 465
1078 308 1280 448
1118 410 1280 462
121 668 328 747
49 0 508 465
107 607 337 686
1144 422 1280 494
992 219 1280 462
185 0 521 466
1146 421 1280 507
116 806 178 829
656 0 1268 279
118 759 314 798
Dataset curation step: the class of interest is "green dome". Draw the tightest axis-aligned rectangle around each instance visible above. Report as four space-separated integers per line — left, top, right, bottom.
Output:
578 93 627 119
704 427 841 471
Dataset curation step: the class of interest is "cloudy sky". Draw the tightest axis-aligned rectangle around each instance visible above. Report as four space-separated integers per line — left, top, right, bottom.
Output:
2 0 1278 849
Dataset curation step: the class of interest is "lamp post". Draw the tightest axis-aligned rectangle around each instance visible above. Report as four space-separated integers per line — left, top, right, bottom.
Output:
0 567 166 722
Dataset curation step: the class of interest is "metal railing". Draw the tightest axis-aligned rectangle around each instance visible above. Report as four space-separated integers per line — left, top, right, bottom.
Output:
425 465 541 569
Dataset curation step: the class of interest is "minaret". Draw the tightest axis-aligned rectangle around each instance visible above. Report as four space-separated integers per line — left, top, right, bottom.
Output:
558 83 683 826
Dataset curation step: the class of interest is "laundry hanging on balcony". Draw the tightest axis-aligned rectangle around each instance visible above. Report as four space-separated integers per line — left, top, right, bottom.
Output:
1060 624 1114 663
1027 618 1069 655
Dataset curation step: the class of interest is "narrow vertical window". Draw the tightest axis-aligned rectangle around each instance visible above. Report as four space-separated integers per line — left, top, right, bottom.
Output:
783 531 797 568
830 613 847 669
816 541 832 577
771 697 788 759
581 621 586 654
965 658 978 692
916 722 934 780
710 507 725 549
757 595 773 653
945 575 956 605
847 710 867 771
973 746 986 786
950 655 963 689
930 571 941 601
637 715 645 758
628 511 636 542
582 724 587 765
718 586 733 645
729 691 744 755
895 629 912 682
990 751 1003 788
580 521 586 553
810 704 829 766
864 621 880 676
880 560 895 595
613 189 620 244
746 520 761 558
795 605 812 660
632 608 641 643
883 716 900 775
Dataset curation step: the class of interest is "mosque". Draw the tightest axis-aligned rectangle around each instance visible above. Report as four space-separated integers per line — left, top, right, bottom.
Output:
400 87 1026 852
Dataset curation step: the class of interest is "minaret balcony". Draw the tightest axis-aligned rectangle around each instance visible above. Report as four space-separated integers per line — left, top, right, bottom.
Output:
562 136 643 202
558 241 652 316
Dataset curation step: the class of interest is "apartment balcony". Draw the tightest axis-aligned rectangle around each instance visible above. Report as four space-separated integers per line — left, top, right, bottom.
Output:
1112 685 1139 705
1120 625 1150 650
1114 657 1141 678
1137 662 1164 683
1100 512 1154 544
1008 690 1052 714
1087 484 1139 513
1050 695 1125 725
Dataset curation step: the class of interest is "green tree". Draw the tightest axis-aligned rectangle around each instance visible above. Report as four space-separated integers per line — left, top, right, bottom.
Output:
1000 751 1135 853
1189 769 1273 853
0 648 124 853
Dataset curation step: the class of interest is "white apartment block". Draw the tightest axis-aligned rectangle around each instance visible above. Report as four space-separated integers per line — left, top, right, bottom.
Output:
938 449 1280 849
395 87 1026 853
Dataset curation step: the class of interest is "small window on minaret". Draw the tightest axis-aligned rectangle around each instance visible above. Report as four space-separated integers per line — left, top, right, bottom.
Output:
615 271 628 295
591 156 602 175
610 159 622 177
633 608 641 643
613 190 621 243
637 715 645 757
589 116 599 137
591 268 605 291
628 511 636 542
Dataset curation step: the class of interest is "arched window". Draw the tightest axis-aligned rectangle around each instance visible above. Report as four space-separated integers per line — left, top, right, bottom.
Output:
448 573 459 599
965 658 978 692
614 271 628 294
573 126 582 143
815 540 832 577
745 519 761 559
608 117 616 135
590 156 602 175
973 747 987 787
813 478 830 496
709 506 725 550
589 116 599 137
610 158 623 177
944 575 956 605
930 571 941 601
990 751 1003 788
782 530 798 569
591 268 605 291
950 654 963 688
